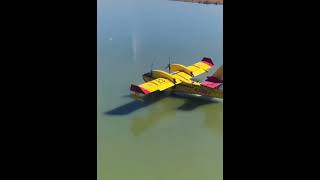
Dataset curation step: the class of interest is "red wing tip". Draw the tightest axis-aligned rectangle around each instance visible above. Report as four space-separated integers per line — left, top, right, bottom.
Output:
201 57 214 67
130 84 151 95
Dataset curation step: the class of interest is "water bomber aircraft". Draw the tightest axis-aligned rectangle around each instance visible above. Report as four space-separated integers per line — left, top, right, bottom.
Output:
130 57 223 100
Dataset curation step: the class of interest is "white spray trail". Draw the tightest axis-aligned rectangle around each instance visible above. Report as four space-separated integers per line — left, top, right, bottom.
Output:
132 32 138 63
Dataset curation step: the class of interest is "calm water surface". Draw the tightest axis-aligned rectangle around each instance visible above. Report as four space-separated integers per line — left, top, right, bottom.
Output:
98 0 223 179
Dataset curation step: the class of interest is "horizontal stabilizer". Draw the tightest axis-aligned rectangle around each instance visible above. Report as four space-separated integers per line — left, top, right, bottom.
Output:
201 81 222 89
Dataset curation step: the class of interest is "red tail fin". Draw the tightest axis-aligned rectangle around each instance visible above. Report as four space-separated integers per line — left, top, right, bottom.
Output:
205 76 223 83
201 69 223 89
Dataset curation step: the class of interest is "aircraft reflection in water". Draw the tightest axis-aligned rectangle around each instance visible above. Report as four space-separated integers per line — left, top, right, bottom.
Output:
106 86 222 137
130 93 222 136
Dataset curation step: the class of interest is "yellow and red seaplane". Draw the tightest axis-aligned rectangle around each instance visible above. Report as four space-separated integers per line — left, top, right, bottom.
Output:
130 57 223 100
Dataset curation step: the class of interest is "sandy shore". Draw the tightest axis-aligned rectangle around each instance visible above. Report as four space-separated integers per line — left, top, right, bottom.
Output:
171 0 223 5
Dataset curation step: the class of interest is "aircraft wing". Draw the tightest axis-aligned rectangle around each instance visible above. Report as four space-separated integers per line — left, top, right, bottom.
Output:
186 57 214 76
130 78 177 95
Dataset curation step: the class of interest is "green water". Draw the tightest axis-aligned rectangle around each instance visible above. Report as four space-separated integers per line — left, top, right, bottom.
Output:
98 0 223 179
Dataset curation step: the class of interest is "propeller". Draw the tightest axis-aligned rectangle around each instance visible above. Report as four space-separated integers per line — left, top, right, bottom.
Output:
151 62 154 71
150 57 156 76
165 57 172 73
150 62 154 76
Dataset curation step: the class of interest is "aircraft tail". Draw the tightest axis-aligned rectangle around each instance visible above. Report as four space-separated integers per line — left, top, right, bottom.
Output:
206 64 223 83
212 64 223 81
201 64 223 89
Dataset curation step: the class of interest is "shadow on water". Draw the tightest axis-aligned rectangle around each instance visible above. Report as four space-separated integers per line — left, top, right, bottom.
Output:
122 95 134 98
171 93 220 111
105 92 221 116
130 94 222 136
105 92 168 115
104 91 222 136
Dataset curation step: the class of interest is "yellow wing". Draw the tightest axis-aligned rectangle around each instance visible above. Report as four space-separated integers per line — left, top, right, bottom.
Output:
170 57 214 77
130 78 176 95
186 57 214 76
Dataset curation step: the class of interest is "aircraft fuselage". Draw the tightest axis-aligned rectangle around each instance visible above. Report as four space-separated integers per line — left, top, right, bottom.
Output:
142 72 223 99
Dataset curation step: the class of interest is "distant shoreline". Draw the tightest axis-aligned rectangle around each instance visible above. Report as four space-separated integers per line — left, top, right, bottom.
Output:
171 0 223 5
